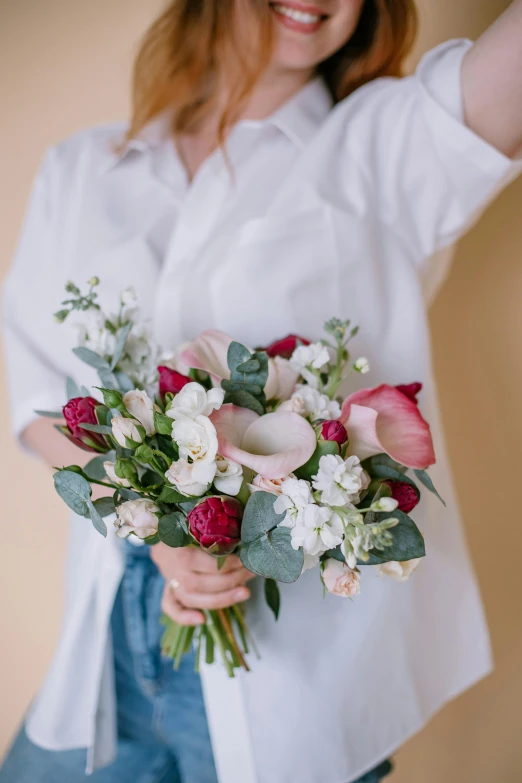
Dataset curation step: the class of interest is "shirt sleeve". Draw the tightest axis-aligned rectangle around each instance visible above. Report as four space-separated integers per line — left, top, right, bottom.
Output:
2 148 68 444
351 38 522 260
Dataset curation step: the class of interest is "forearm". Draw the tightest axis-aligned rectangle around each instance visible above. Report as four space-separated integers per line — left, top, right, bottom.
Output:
462 0 522 158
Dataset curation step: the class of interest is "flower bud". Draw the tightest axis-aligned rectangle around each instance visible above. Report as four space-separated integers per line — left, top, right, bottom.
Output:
111 416 145 448
62 396 109 453
115 458 138 483
187 496 243 555
123 390 156 436
104 461 130 487
158 366 191 401
88 276 100 287
262 334 311 360
354 357 370 374
371 496 399 513
320 420 348 446
383 480 420 514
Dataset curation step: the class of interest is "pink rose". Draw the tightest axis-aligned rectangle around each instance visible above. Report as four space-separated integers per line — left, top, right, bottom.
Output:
158 366 191 400
322 560 361 597
248 474 294 495
62 397 109 453
340 384 435 470
262 334 311 360
320 420 348 447
188 496 243 555
384 480 419 514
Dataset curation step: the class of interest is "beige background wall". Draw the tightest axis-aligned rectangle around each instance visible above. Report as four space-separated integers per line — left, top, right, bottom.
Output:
1 1 521 780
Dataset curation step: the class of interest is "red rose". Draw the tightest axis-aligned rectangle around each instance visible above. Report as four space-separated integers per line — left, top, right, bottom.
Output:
395 383 423 405
158 366 191 400
263 334 310 360
384 480 419 514
320 420 348 447
188 496 243 555
62 397 108 452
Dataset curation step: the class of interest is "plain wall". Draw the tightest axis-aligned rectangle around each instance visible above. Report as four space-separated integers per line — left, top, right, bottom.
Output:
1 1 521 780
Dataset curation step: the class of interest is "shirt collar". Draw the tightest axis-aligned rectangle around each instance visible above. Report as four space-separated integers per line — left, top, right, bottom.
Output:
100 76 333 174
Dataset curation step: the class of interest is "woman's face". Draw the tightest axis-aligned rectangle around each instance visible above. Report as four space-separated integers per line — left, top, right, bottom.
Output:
267 0 366 73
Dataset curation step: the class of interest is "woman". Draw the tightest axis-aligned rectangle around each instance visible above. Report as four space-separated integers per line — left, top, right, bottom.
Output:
2 1 522 781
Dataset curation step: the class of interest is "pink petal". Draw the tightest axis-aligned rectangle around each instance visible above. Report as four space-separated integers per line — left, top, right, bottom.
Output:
340 384 435 469
180 330 233 384
265 356 300 400
212 407 316 480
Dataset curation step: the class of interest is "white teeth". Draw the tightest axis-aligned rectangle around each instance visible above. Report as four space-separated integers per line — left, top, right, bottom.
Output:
272 3 322 24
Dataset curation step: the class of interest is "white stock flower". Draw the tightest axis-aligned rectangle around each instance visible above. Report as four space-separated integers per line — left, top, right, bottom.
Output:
290 342 330 385
165 459 211 497
103 461 130 488
111 416 145 447
379 559 421 582
290 503 343 556
291 384 341 422
171 415 218 483
371 497 399 513
277 397 307 416
114 499 160 539
274 477 314 527
302 553 321 571
213 456 243 496
354 357 370 374
167 382 225 421
322 559 361 597
75 309 116 357
123 390 156 436
313 454 370 506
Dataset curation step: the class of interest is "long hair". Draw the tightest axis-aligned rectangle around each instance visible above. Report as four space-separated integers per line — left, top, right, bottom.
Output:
125 0 417 146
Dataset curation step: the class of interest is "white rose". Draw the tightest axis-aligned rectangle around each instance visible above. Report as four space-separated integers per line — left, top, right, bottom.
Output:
167 382 225 421
289 503 343 556
213 456 243 496
114 499 160 539
165 459 211 497
103 461 130 488
379 559 421 582
111 416 145 447
123 390 156 436
313 454 370 506
322 559 361 597
274 477 314 527
278 397 307 416
171 415 218 483
291 384 341 421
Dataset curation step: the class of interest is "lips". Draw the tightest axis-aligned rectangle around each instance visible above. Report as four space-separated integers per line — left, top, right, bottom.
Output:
270 1 328 34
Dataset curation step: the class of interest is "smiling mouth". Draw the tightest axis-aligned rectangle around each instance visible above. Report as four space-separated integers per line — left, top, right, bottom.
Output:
269 2 329 33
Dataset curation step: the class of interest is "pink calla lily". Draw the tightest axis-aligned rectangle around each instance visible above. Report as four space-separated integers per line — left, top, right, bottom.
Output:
339 384 435 469
181 329 299 400
211 405 317 479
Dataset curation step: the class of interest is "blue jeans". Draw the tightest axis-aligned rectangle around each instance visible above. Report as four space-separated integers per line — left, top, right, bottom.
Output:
0 544 392 783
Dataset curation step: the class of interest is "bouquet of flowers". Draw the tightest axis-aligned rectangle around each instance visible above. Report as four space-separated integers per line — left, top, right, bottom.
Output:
41 278 444 677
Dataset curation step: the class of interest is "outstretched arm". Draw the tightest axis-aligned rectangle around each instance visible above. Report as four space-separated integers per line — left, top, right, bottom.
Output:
463 0 522 158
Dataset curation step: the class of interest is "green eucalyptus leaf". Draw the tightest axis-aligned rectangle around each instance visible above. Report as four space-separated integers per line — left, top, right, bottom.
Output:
73 346 111 371
240 527 303 583
363 454 407 474
227 342 251 372
78 422 113 434
118 488 141 502
54 470 91 516
236 358 260 373
294 440 339 481
92 497 116 517
84 454 114 481
264 578 281 620
358 510 426 565
223 390 264 416
413 469 446 506
66 377 81 400
86 499 108 537
221 380 264 396
159 512 192 547
241 490 286 543
110 322 132 370
98 368 119 389
366 464 420 499
35 410 64 418
157 485 188 505
114 371 135 394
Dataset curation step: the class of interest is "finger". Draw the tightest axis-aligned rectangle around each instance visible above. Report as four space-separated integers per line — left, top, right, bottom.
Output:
177 584 251 611
189 550 244 574
183 567 254 595
161 586 204 627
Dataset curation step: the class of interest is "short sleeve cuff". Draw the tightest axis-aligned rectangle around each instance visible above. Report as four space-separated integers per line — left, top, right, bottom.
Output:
416 38 522 221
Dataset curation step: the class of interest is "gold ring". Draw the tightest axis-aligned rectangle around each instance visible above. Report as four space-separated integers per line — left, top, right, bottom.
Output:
169 578 180 592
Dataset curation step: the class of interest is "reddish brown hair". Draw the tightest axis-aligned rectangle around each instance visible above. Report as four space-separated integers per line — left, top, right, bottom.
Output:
125 0 417 146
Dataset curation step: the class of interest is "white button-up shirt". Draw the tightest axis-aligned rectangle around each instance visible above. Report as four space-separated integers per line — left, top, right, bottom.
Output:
3 39 522 783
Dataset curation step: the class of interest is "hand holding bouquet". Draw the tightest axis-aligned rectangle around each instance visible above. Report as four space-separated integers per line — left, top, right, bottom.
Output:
42 279 443 676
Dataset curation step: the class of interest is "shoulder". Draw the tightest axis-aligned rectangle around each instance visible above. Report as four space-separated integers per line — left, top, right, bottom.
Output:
41 122 129 192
